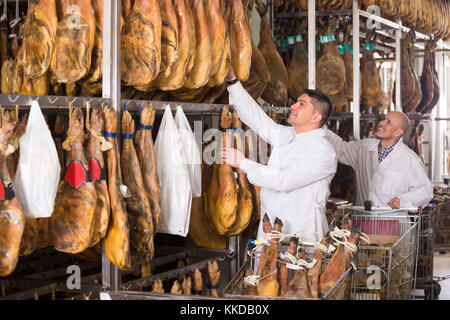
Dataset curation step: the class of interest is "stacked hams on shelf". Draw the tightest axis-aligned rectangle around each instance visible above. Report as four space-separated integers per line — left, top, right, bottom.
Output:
236 216 361 299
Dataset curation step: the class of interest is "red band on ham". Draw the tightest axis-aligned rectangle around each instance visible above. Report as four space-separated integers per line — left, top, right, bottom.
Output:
65 161 87 189
88 158 101 182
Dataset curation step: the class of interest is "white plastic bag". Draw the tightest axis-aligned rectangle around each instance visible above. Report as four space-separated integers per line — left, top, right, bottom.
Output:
154 105 192 236
14 101 61 218
174 105 201 197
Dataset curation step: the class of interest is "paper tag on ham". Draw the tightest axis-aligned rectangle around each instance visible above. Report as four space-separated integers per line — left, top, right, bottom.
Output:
286 263 302 270
64 161 88 189
88 158 104 183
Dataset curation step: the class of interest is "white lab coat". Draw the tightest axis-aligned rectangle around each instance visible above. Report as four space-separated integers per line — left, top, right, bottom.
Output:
228 82 337 243
325 129 433 209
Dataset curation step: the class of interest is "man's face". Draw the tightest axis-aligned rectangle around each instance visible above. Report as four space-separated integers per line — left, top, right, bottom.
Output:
375 113 403 140
287 94 318 127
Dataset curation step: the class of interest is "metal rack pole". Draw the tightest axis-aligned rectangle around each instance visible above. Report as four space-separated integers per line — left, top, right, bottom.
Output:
101 0 121 292
308 0 316 89
352 0 360 140
395 18 402 111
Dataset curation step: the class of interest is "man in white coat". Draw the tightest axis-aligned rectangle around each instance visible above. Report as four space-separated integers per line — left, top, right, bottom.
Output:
325 111 433 210
222 69 337 243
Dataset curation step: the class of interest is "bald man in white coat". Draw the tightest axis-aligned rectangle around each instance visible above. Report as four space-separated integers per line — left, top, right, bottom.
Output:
325 111 433 211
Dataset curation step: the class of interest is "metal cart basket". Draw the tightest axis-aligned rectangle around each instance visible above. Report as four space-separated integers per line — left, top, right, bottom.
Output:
223 242 354 300
347 208 419 300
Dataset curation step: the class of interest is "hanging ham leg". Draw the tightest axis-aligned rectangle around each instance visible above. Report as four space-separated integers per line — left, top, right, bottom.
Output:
103 107 131 270
50 0 96 83
20 0 57 79
51 105 97 254
134 103 161 233
82 0 103 84
255 0 288 105
242 42 270 101
184 0 211 89
156 0 192 90
121 0 162 86
206 0 226 78
226 0 252 82
121 110 154 263
184 0 196 77
225 111 252 236
85 105 111 247
205 107 238 235
0 117 24 276
208 260 220 297
257 217 282 296
245 268 258 295
157 0 179 79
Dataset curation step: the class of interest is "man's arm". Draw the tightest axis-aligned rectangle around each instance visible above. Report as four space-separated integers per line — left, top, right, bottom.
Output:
238 147 337 193
226 82 293 147
396 160 433 208
324 128 361 168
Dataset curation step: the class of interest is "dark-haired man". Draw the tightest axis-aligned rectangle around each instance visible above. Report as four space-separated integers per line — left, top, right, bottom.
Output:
221 69 337 243
325 111 432 210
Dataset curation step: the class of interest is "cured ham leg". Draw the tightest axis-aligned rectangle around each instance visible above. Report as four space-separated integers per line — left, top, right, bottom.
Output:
279 237 298 295
103 107 131 270
157 0 178 79
156 0 192 90
243 41 270 101
134 103 161 233
205 107 238 235
308 235 329 299
121 110 154 263
184 0 196 77
287 23 308 100
226 0 252 82
20 0 57 79
245 268 258 295
206 0 226 78
184 0 211 89
51 105 97 254
257 217 282 297
121 0 162 86
50 0 96 83
319 222 359 296
193 268 203 295
225 112 252 236
181 276 192 295
208 260 220 297
152 279 164 293
188 125 227 249
255 0 288 105
82 0 103 84
256 213 273 276
282 247 312 298
170 280 182 294
0 117 24 276
85 105 111 247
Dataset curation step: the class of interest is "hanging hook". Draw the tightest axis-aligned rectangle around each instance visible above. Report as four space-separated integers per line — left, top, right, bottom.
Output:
0 0 7 22
9 0 20 29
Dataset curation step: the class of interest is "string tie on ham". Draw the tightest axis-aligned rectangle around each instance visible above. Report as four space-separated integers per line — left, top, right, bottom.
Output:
243 269 276 287
85 102 113 152
278 251 317 270
329 226 358 255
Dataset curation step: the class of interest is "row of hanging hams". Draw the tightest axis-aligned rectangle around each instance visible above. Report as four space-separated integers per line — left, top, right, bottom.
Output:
361 0 450 41
122 0 252 101
0 0 104 97
0 102 161 276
